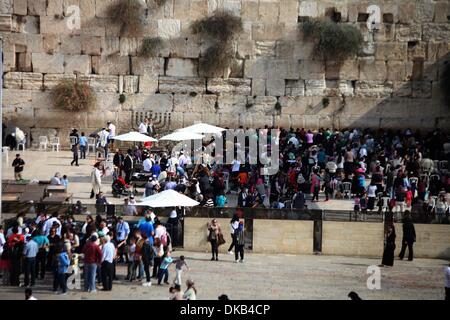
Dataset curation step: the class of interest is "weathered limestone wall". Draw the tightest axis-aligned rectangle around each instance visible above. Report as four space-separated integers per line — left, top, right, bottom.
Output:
252 219 313 254
1 0 450 145
321 221 385 257
183 217 232 253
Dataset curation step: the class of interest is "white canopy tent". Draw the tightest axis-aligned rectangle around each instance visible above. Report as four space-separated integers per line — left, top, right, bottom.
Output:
159 131 205 141
178 122 226 134
113 131 158 142
137 189 200 207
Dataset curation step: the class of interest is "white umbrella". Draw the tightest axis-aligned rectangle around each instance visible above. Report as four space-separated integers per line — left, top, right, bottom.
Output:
159 131 205 141
178 122 225 134
137 189 200 207
113 131 158 142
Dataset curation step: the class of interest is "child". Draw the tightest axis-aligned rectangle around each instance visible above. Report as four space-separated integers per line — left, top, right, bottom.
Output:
216 192 227 208
173 255 189 286
353 194 361 221
158 251 173 285
125 237 136 281
61 175 69 189
359 192 368 221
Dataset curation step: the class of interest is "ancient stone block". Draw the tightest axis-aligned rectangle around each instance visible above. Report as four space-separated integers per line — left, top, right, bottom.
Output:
95 0 115 18
173 94 217 113
258 0 279 24
13 0 26 15
386 61 408 82
249 95 278 114
2 51 16 72
265 79 285 96
244 58 269 79
422 23 450 42
412 81 432 99
434 1 450 23
42 34 60 54
43 73 76 89
392 82 412 98
359 59 387 81
3 72 22 89
157 19 180 39
416 0 435 23
45 0 63 16
60 35 82 54
292 42 314 60
375 42 407 61
252 22 285 41
120 37 139 56
32 53 64 73
299 1 318 18
255 41 276 57
251 79 265 96
166 58 197 77
159 76 206 94
80 16 105 37
304 79 326 96
427 42 450 62
214 93 247 114
279 0 299 26
355 81 393 98
122 75 139 94
207 78 251 95
242 0 258 20
300 60 325 80
13 15 39 34
398 1 416 24
78 74 119 92
27 0 46 15
40 16 78 35
0 13 11 31
285 79 305 96
0 0 12 14
21 72 43 90
131 56 164 76
80 35 101 55
92 55 130 75
395 24 422 42
64 55 91 75
80 0 96 18
138 74 158 94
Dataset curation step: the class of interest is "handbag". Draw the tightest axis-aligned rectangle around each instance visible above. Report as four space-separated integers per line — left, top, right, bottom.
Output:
217 233 226 246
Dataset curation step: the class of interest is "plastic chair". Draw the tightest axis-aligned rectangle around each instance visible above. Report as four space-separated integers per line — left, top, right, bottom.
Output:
87 137 96 155
342 182 352 199
50 137 60 152
38 136 48 151
2 146 10 163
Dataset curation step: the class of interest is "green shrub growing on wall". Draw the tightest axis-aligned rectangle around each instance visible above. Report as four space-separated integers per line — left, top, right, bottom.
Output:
108 0 145 37
52 80 96 112
192 10 243 77
441 62 450 108
301 18 363 61
192 10 243 42
140 37 164 58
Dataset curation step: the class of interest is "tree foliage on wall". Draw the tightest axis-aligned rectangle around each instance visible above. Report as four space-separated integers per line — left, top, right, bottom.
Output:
139 37 164 58
52 80 96 112
108 0 145 37
301 18 363 62
192 10 243 77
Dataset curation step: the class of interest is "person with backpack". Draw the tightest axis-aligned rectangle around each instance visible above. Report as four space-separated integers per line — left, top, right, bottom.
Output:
234 221 245 263
141 233 154 287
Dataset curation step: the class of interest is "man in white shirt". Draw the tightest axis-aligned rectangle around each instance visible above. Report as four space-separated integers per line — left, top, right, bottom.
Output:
139 118 149 134
107 121 116 150
178 151 191 167
445 262 450 301
43 214 61 236
101 235 116 291
167 155 179 175
123 198 138 216
143 157 153 173
97 128 109 158
50 172 62 185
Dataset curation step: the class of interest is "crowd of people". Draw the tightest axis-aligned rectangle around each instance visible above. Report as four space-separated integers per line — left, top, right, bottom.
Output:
0 210 197 299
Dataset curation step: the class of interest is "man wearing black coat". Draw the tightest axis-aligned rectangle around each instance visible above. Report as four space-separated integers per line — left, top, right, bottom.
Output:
123 149 134 184
399 214 416 261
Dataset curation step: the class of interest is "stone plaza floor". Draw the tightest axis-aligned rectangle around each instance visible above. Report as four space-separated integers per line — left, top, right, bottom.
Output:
0 251 446 300
1 150 355 210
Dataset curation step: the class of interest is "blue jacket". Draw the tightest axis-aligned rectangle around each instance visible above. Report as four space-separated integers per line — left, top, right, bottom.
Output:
58 252 70 274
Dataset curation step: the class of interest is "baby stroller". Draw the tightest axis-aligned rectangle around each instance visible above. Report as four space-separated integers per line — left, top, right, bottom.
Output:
112 172 131 198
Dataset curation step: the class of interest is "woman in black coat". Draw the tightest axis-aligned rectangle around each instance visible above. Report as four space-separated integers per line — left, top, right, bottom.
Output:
381 224 396 267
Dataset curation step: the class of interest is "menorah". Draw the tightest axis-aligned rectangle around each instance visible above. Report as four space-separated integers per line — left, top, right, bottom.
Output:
133 111 172 134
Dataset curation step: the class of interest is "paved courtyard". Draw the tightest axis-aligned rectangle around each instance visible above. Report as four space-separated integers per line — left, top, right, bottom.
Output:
0 251 446 300
1 150 355 210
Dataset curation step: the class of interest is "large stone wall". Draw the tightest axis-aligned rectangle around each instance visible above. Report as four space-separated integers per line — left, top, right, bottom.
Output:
1 0 450 144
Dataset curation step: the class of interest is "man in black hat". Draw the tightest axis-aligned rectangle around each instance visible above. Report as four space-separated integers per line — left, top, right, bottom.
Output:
399 213 416 261
123 149 134 184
